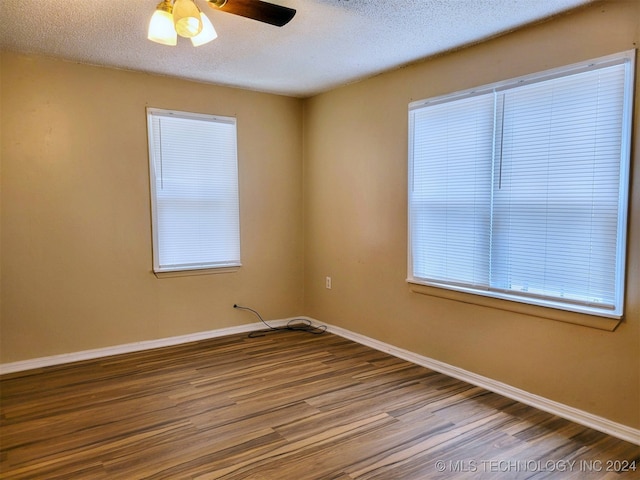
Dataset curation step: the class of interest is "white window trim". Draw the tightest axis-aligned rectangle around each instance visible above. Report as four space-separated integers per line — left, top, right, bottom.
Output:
407 50 635 328
147 108 242 277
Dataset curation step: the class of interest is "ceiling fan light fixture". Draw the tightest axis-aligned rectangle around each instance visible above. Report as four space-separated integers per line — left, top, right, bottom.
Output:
173 0 203 38
191 13 218 46
147 0 296 47
148 0 177 46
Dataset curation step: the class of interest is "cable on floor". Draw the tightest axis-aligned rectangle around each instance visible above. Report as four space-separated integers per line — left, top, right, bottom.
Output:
233 304 327 338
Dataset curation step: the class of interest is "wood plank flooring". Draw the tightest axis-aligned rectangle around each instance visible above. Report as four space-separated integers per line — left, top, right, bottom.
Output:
1 331 639 479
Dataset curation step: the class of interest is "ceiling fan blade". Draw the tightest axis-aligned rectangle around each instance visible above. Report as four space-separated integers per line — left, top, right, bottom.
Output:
207 0 296 27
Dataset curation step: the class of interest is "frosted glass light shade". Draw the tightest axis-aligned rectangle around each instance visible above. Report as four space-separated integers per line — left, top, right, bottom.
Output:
173 0 203 38
191 13 217 46
148 7 177 45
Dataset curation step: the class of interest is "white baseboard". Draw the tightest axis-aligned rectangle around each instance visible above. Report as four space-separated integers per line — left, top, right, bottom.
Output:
0 319 291 376
2 317 638 445
319 320 640 446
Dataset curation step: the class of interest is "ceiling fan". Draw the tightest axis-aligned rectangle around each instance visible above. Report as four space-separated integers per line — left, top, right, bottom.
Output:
208 0 296 27
148 0 296 47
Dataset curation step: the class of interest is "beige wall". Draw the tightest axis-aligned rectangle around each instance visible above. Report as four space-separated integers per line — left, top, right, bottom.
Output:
0 53 304 361
303 0 640 429
1 0 638 431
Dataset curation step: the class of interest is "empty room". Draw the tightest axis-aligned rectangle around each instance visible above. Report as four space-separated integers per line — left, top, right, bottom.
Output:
1 0 639 478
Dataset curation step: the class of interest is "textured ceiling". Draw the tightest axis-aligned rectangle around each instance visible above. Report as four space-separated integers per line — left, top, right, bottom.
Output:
0 0 594 97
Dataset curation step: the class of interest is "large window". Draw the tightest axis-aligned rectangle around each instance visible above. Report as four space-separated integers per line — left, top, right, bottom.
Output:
408 51 634 318
147 108 241 274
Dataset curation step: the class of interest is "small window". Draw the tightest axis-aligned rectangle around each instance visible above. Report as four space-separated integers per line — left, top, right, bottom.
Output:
408 50 635 318
147 108 241 274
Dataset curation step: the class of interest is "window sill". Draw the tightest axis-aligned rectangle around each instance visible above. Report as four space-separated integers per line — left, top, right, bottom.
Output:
408 281 622 332
154 266 240 278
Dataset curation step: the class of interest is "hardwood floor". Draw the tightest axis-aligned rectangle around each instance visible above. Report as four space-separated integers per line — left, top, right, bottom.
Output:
1 331 639 479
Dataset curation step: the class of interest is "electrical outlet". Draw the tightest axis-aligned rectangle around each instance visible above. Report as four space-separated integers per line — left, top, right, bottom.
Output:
325 276 332 289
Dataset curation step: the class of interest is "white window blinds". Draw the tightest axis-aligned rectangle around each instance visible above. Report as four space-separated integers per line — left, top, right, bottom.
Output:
147 109 241 273
408 51 634 318
409 94 494 288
